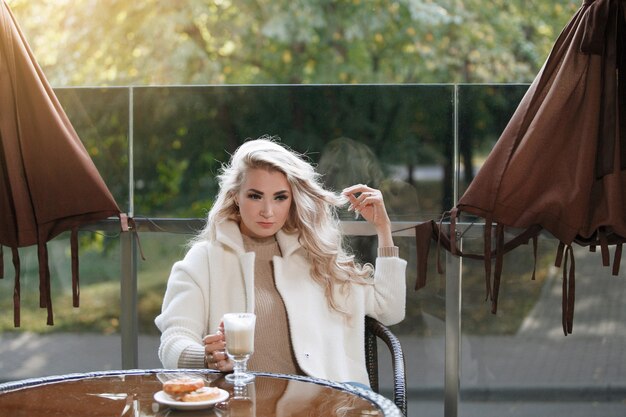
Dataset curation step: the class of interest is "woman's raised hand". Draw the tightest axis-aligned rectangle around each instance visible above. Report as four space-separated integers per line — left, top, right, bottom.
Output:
342 184 391 229
343 184 394 248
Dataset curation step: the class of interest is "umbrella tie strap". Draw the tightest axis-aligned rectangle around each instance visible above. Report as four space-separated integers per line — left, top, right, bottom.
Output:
71 228 79 307
37 241 54 326
0 245 3 279
531 235 538 281
435 212 448 275
414 221 434 290
599 227 610 266
12 247 20 327
129 217 146 261
555 241 566 268
484 217 493 301
491 224 505 314
561 245 576 335
449 208 459 256
612 243 623 275
555 242 575 335
120 214 146 261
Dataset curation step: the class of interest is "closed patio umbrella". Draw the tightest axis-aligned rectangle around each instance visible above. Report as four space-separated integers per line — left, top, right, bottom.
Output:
417 0 625 335
0 1 122 326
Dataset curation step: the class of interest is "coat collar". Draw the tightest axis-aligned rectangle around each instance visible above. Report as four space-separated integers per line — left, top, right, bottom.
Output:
215 220 302 257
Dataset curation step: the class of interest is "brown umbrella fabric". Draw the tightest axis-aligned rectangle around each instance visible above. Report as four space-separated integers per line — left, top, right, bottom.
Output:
0 1 122 326
416 0 625 335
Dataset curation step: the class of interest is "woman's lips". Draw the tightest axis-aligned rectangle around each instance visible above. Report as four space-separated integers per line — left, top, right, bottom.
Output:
258 222 274 228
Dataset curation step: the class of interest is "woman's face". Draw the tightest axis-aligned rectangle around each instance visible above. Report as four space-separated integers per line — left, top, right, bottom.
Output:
236 167 293 238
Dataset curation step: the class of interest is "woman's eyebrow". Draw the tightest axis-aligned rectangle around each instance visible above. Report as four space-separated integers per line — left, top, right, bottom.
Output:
246 188 289 196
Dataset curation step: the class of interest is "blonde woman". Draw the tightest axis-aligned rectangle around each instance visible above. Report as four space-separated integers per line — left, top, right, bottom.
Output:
155 136 406 387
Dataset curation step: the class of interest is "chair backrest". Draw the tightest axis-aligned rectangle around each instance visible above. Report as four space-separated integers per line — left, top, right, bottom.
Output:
364 316 407 416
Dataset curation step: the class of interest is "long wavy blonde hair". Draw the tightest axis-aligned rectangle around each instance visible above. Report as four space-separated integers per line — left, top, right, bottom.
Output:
193 136 373 313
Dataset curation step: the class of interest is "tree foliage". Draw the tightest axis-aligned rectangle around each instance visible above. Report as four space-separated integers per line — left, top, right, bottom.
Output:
8 0 580 86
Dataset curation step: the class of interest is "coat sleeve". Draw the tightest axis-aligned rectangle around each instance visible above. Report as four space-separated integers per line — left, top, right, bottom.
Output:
363 256 407 325
154 244 210 368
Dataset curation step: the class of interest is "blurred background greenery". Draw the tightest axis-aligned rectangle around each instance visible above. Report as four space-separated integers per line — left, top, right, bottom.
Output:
8 0 578 86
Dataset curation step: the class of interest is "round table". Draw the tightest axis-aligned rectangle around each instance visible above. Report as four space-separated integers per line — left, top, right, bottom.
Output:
0 369 403 416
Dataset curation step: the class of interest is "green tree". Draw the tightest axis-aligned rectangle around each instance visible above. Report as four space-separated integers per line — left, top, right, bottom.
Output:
8 0 579 86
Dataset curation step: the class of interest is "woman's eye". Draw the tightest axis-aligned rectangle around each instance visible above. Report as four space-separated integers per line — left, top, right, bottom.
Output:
275 195 289 201
248 193 262 200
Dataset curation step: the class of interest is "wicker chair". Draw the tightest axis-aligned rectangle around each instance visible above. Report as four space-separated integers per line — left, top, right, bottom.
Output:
365 316 407 416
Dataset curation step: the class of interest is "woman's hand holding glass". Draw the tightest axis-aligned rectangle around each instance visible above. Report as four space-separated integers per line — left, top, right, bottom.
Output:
203 322 233 372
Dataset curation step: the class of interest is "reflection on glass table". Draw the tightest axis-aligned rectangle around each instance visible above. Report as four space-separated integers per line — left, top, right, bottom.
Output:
0 369 402 417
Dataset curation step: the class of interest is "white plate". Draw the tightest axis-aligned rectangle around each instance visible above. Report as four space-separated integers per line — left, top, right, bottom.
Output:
154 388 229 410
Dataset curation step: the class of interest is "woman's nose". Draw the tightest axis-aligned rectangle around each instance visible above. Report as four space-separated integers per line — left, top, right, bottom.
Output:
260 202 273 218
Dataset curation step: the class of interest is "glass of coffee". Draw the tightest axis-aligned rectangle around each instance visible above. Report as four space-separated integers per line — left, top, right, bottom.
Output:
223 312 256 384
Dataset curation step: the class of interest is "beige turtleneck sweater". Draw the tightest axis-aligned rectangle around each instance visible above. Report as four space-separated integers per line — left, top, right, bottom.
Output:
242 234 303 375
177 234 302 375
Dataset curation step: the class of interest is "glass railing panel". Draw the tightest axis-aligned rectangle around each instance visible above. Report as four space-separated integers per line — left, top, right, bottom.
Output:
391 234 446 416
132 84 455 220
456 84 529 197
54 87 130 212
135 231 193 369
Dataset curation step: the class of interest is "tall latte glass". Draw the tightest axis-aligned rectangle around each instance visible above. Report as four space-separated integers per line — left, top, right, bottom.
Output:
223 313 256 384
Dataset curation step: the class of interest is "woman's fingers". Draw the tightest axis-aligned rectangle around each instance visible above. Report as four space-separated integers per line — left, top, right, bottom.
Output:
215 359 233 372
358 190 382 205
343 187 383 212
203 331 232 370
205 355 233 371
342 183 369 196
209 350 229 362
203 333 226 352
343 185 370 208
